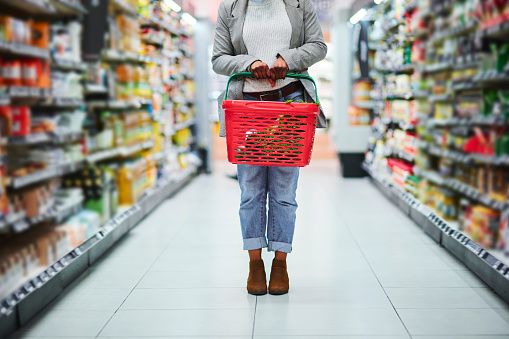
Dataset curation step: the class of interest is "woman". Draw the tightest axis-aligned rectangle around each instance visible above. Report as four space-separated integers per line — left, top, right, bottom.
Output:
212 0 327 295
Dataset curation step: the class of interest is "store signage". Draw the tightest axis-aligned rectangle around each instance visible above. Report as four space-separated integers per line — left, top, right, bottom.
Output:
82 0 108 61
357 21 370 78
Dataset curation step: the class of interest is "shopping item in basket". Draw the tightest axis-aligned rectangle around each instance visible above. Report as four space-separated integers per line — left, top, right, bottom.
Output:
222 72 320 167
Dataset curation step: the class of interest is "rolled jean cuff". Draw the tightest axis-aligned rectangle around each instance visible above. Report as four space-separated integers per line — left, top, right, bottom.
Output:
243 237 268 251
268 241 292 253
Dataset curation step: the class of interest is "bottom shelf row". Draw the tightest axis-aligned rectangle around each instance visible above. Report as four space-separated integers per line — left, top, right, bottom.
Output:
0 164 198 334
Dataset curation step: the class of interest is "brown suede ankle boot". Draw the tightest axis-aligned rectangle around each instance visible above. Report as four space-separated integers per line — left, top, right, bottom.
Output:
269 259 289 295
247 259 267 295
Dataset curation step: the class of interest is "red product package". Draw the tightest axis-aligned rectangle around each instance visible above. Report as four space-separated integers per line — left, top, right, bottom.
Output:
10 107 31 136
21 59 38 87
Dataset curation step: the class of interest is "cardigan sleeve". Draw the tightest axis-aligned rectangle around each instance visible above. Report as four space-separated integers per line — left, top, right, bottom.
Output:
211 2 260 76
277 0 327 72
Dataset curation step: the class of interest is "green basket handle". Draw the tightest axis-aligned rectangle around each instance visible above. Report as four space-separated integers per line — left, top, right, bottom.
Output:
224 72 318 101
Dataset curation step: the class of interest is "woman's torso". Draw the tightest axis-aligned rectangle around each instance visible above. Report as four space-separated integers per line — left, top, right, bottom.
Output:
242 0 297 93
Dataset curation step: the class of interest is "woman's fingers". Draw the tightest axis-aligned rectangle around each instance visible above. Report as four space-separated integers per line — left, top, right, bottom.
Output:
251 61 271 79
270 66 285 81
265 66 271 79
269 57 288 81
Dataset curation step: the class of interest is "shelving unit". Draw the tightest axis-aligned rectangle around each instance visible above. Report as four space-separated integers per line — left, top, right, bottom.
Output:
0 165 197 338
0 0 199 336
364 162 509 303
358 0 509 303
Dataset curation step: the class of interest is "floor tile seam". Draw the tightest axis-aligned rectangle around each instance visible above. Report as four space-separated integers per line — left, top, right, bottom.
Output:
115 307 401 311
394 307 509 310
134 286 248 289
252 297 258 339
111 307 257 311
334 209 414 338
95 199 197 338
383 287 490 289
380 286 488 289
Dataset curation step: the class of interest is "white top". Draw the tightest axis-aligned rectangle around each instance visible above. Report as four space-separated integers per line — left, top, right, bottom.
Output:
242 0 297 93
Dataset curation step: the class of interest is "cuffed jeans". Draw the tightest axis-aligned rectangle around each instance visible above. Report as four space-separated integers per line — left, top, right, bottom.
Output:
238 86 304 254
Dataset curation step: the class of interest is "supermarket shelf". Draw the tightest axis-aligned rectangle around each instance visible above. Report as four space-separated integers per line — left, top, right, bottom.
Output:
58 161 85 176
389 147 415 163
86 141 155 163
110 0 137 16
383 93 414 100
49 0 87 15
12 198 84 234
421 139 509 167
363 162 509 304
8 132 83 146
173 119 196 132
8 168 58 190
83 83 108 95
87 100 139 110
424 62 452 74
0 40 50 60
138 54 162 65
102 49 138 63
381 117 415 130
6 133 50 145
379 63 415 74
408 27 428 39
0 165 198 339
40 97 84 108
428 115 507 127
353 101 379 109
429 94 453 103
414 166 508 210
7 87 51 99
141 36 164 46
51 58 87 72
412 90 431 99
474 70 509 84
481 19 509 41
0 0 55 15
452 81 479 91
138 14 181 36
162 49 183 59
431 21 478 46
7 161 84 189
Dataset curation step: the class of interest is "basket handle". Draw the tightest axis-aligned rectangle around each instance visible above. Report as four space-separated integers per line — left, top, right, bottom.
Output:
224 72 318 101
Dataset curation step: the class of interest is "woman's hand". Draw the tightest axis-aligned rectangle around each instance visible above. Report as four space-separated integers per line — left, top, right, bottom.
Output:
270 57 288 87
250 61 276 87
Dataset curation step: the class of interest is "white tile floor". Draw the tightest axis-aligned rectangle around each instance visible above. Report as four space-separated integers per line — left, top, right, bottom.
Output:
9 160 509 338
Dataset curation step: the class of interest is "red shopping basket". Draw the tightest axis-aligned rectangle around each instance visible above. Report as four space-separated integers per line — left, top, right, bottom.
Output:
223 72 320 167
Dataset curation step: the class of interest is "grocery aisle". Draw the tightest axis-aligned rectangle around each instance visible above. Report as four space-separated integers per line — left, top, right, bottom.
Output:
10 160 509 338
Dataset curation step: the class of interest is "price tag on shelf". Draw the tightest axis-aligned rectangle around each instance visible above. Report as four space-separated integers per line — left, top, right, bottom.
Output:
23 282 35 294
33 277 43 288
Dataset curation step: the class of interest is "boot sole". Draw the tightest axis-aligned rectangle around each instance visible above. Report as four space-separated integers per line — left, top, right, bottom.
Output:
248 290 267 296
269 290 288 295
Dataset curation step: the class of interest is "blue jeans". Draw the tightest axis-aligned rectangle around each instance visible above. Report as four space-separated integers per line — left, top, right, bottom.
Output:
238 86 304 254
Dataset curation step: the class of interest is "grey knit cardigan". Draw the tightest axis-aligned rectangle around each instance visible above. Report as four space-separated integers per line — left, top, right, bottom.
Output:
212 0 328 137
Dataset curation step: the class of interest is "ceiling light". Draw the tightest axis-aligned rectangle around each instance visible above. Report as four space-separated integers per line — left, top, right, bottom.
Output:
374 0 384 4
182 13 197 25
350 9 367 24
164 0 181 12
